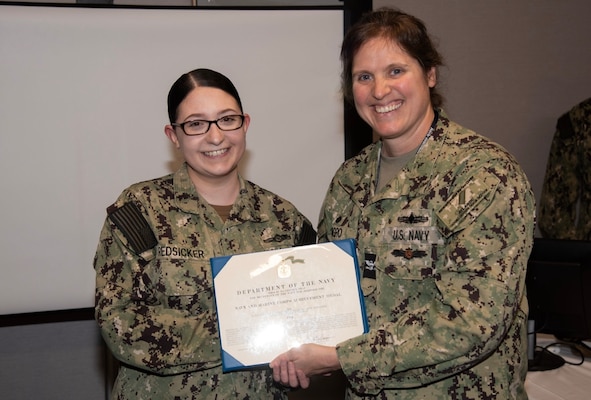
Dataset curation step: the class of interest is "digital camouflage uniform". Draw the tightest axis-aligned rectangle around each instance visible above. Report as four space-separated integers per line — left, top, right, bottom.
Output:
94 163 315 400
318 112 535 399
538 97 591 240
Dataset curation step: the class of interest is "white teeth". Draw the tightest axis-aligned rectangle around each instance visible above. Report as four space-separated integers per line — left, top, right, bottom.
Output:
205 149 227 157
376 103 402 113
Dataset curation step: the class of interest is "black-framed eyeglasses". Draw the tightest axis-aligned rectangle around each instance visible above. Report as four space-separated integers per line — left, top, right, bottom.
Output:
172 114 245 136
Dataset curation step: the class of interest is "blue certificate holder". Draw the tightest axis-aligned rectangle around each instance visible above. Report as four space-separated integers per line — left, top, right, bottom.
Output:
210 239 368 372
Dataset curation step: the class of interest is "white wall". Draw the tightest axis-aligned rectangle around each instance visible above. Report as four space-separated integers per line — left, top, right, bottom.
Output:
0 5 343 314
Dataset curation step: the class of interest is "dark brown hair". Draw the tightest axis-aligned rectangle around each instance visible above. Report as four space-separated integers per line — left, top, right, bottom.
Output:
167 68 243 123
340 7 444 108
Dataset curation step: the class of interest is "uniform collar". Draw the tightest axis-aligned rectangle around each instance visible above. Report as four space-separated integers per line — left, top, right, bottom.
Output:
340 110 449 207
173 163 269 224
377 110 447 200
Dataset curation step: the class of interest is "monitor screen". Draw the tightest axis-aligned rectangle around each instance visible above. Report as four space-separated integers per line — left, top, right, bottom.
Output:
526 238 591 341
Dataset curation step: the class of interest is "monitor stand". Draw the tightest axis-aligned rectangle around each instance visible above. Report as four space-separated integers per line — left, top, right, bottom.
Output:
528 348 565 371
527 319 565 371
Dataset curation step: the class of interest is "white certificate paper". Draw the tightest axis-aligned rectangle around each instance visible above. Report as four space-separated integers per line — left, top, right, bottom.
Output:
210 239 368 372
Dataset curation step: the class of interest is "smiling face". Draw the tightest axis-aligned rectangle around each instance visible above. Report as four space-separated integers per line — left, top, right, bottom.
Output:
164 86 250 187
352 36 436 156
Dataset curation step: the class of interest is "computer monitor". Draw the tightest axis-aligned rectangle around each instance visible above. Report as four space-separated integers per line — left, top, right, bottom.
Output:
526 237 591 370
526 237 591 340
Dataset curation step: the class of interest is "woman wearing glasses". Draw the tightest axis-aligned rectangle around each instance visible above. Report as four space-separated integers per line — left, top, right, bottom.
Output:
94 68 315 399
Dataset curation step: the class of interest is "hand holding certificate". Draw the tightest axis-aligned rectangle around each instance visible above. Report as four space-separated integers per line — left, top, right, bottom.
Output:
210 239 368 372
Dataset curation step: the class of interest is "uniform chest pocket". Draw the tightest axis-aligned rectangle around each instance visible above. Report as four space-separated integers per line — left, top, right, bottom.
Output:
359 242 438 298
372 243 441 313
155 258 214 314
378 242 437 281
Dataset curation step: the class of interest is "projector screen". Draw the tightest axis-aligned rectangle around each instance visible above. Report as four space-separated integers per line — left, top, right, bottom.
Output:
0 5 344 315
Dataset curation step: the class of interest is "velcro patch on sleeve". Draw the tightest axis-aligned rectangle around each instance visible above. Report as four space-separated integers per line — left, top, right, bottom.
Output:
436 174 500 237
108 202 157 254
297 220 317 246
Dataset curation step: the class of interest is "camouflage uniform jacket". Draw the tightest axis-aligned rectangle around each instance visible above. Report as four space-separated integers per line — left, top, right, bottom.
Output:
94 163 315 400
539 97 591 240
318 113 535 399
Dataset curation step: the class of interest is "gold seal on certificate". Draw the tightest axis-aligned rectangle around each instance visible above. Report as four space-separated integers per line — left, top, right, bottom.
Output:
210 239 368 372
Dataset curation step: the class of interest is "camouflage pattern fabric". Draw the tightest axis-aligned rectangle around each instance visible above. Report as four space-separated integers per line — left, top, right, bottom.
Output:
94 163 315 399
318 112 535 399
538 97 591 240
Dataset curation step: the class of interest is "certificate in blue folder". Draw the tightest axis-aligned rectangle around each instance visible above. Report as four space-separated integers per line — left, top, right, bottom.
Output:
210 239 368 372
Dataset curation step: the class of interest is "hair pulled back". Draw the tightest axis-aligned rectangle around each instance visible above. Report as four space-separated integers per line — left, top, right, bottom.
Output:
167 68 243 123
